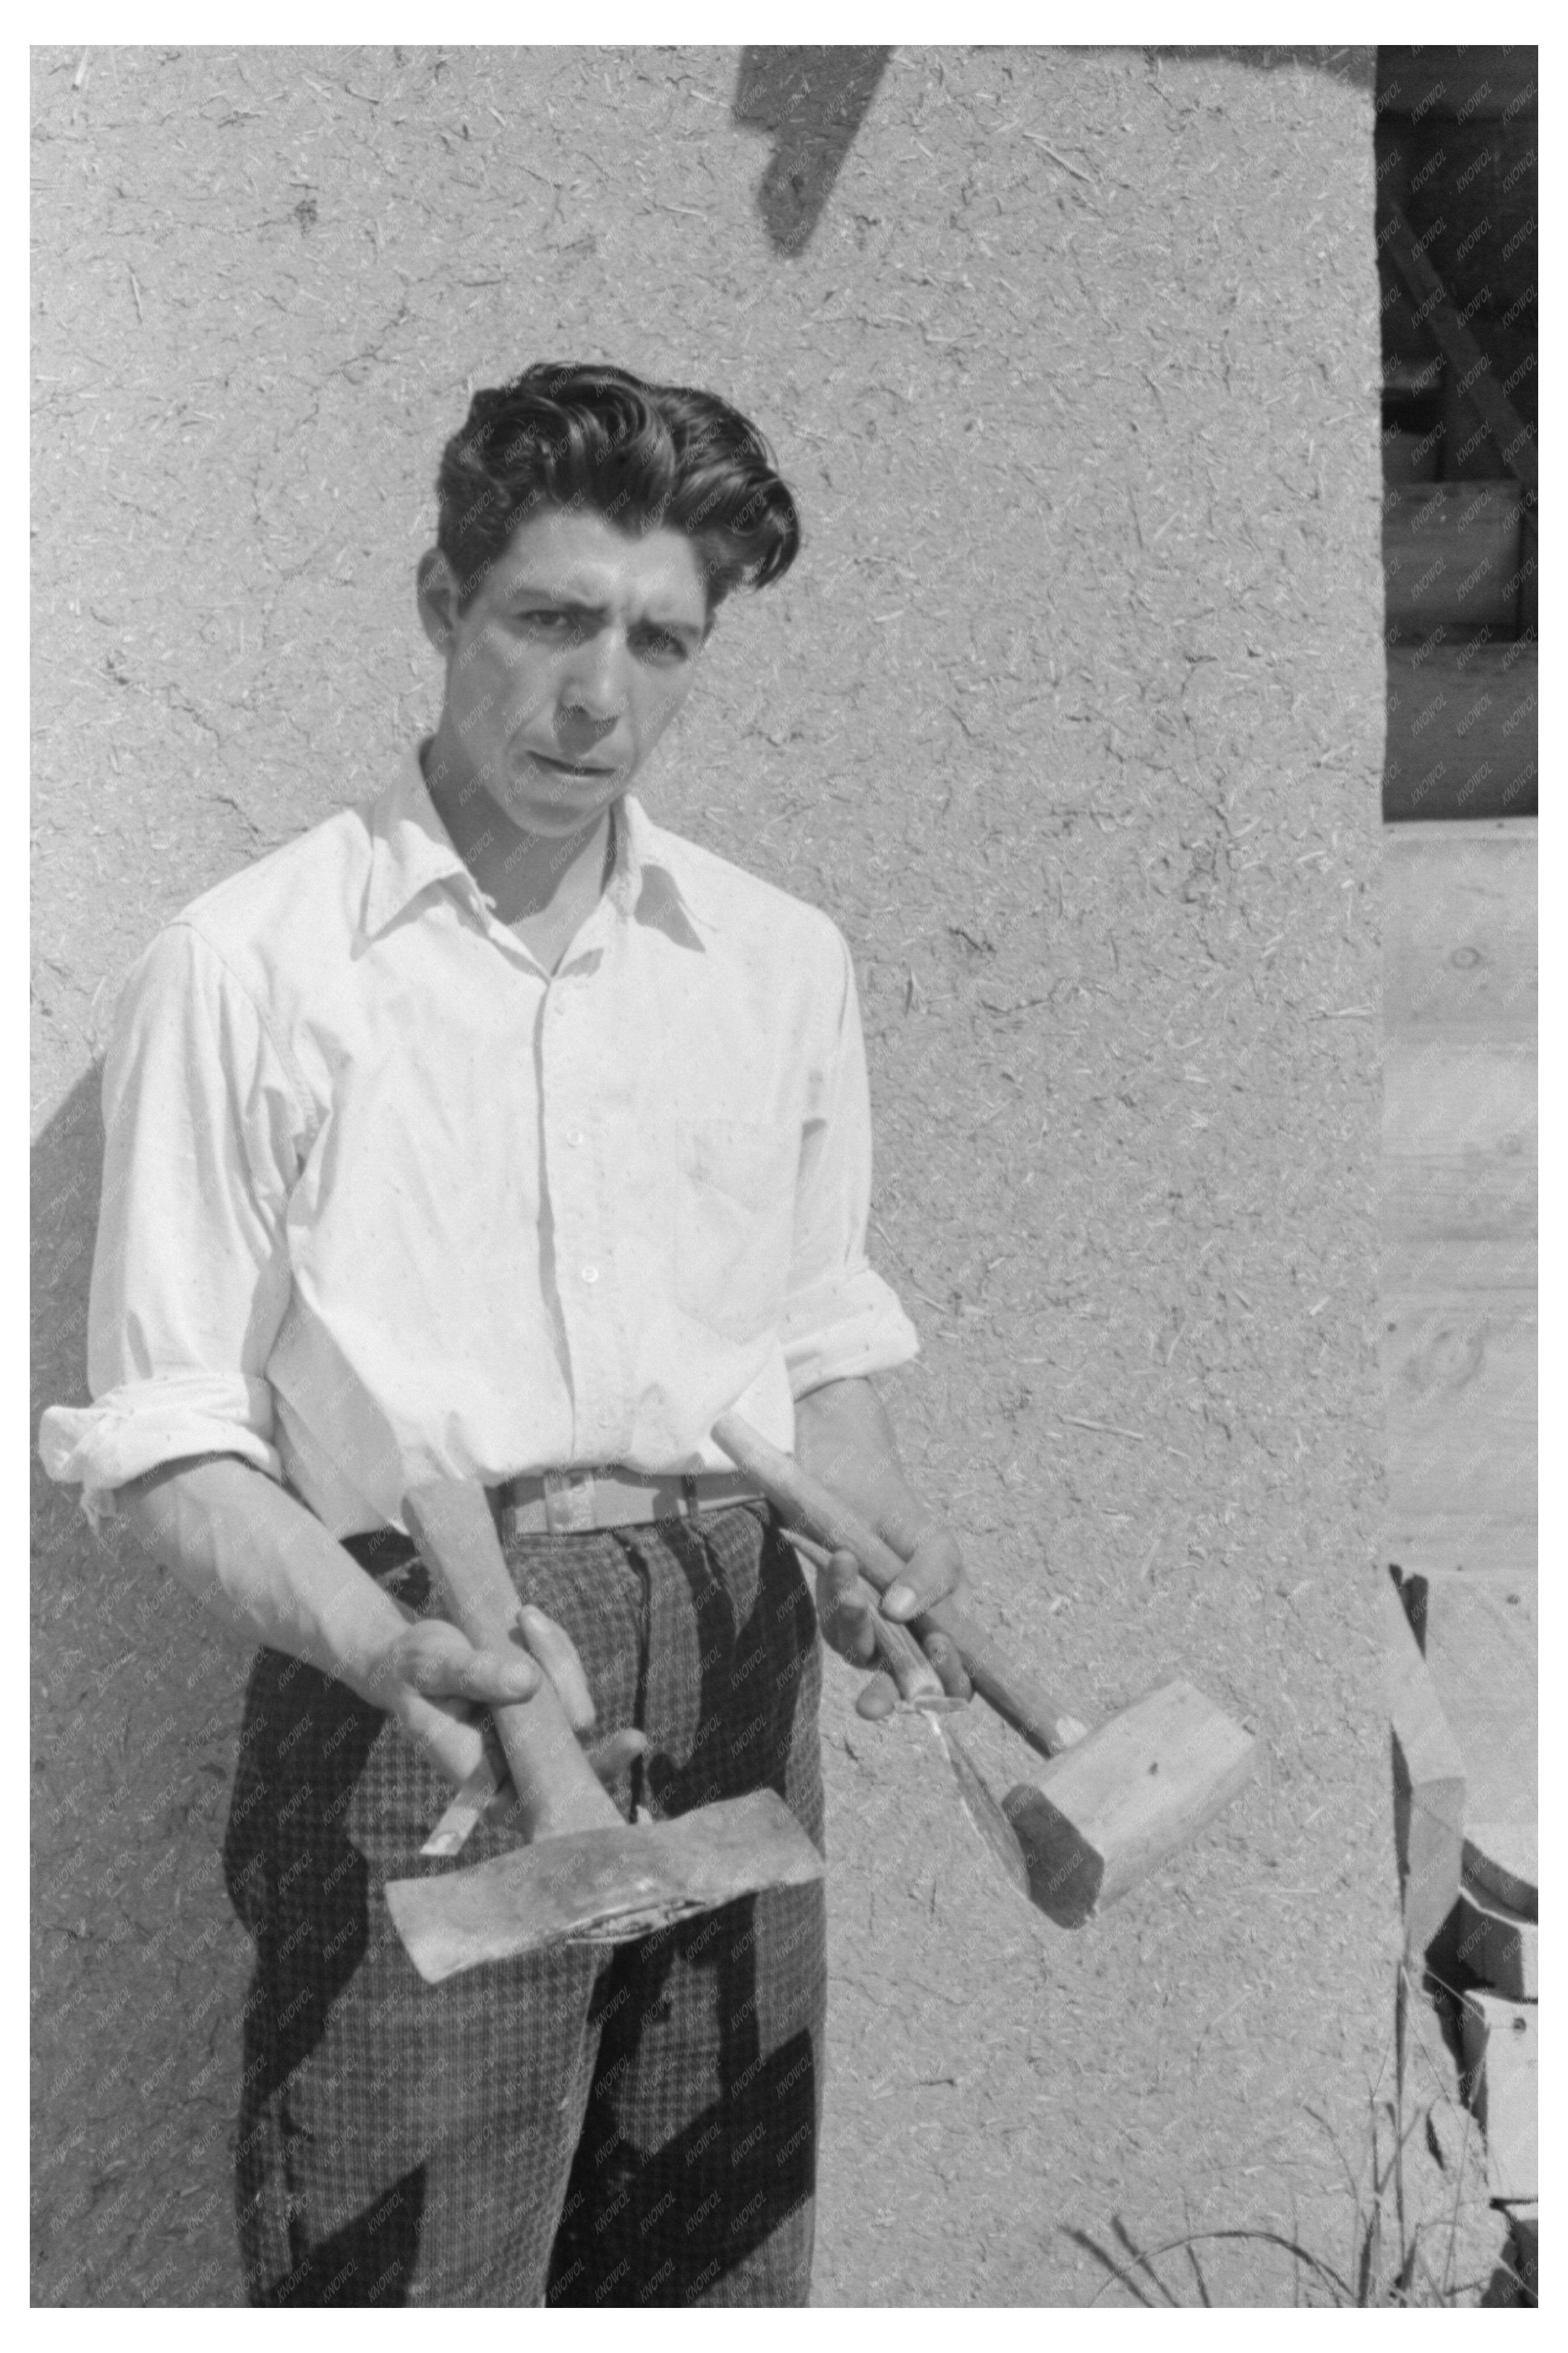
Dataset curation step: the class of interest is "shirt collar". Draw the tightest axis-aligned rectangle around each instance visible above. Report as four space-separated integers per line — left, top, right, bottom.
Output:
361 749 722 943
361 747 485 940
609 791 723 940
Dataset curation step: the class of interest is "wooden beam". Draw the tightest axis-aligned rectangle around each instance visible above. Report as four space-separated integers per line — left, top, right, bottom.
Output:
1382 1290 1537 1562
1380 1570 1465 1965
1382 819 1536 1045
1383 644 1538 822
1417 1569 1538 1921
1381 206 1536 491
1383 485 1524 635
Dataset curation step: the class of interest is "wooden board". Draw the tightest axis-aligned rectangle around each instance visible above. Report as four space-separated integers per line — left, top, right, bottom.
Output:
1382 1292 1537 1557
1381 824 1536 1567
1381 1040 1536 1276
1384 645 1538 821
1382 820 1537 1043
1381 1572 1465 1964
1457 1869 1539 1999
1460 1991 1538 2201
1383 485 1524 635
1415 1570 1536 1918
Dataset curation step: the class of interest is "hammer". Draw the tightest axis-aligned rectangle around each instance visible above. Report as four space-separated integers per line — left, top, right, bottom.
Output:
712 1412 1258 1928
382 1478 823 1984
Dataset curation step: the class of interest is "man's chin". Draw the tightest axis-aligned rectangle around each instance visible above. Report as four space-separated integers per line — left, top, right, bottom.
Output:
492 775 624 835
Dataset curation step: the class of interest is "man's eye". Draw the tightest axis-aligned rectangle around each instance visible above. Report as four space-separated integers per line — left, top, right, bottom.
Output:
515 609 573 634
639 631 688 660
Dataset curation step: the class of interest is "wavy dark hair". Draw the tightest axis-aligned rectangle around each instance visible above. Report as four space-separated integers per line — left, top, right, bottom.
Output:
436 362 801 615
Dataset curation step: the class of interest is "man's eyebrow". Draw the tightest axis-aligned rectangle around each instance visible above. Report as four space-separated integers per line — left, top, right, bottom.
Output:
509 587 702 637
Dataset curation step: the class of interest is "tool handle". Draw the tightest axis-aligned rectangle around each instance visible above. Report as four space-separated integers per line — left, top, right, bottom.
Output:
402 1479 622 1841
713 1412 1089 1757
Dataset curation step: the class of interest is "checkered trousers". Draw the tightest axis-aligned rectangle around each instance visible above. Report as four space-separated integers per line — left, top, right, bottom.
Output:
222 1502 826 2307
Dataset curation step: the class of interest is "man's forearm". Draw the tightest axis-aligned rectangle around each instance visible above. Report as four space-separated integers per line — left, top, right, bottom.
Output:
118 1453 412 1705
791 1377 947 1564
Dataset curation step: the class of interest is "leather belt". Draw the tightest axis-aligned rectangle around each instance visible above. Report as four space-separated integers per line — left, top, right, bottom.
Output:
488 1466 765 1540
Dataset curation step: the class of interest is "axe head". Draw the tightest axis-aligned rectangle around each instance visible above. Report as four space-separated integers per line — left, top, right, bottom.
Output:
387 1788 823 1984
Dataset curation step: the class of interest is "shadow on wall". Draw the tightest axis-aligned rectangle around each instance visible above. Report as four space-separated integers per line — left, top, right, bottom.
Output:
32 1072 102 1580
733 47 891 256
32 1072 253 2304
731 46 1373 259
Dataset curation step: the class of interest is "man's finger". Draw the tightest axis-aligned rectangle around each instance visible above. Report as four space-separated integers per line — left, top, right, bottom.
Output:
516 1604 598 1735
821 1546 863 1609
921 1629 972 1702
854 1671 898 1721
585 1727 649 1788
880 1531 965 1621
400 1626 540 1705
396 1687 490 1788
815 1548 876 1662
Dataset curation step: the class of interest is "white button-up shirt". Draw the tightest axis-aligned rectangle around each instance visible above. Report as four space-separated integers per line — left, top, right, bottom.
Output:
40 752 919 1536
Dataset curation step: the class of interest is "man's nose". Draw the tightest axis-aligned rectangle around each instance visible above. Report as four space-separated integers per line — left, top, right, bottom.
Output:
556 631 627 744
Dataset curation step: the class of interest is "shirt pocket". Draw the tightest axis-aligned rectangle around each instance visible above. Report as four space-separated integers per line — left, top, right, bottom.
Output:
674 1117 797 1343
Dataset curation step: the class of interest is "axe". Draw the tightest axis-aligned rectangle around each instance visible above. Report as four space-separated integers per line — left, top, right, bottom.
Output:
712 1411 1258 1928
383 1478 823 1985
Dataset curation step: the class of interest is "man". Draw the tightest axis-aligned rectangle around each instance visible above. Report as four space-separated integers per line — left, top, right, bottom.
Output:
41 363 967 2306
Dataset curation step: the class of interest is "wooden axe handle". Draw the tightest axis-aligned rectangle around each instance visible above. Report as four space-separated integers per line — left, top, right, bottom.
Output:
712 1413 1088 1757
403 1479 623 1842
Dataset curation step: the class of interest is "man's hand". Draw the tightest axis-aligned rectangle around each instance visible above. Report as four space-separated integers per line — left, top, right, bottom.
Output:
361 1606 647 1794
117 1455 649 1798
814 1526 972 1722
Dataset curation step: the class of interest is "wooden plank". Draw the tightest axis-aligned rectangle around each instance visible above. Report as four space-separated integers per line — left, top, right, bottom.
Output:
1380 1571 1465 1965
1382 819 1536 1042
1457 1869 1539 1999
1381 1038 1536 1280
1415 1570 1537 1919
1381 206 1536 490
1384 643 1538 821
1383 484 1524 635
1382 1288 1536 1544
1382 1512 1536 1582
1460 1991 1538 2201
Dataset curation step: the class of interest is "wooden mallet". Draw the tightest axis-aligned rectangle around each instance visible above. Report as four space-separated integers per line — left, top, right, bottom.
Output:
713 1412 1258 1928
383 1478 823 1984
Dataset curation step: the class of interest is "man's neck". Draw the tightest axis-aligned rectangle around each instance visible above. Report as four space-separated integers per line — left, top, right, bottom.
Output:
420 741 616 929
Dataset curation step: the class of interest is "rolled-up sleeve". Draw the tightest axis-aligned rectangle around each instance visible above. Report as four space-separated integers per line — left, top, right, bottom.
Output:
38 922 303 1522
779 929 920 1399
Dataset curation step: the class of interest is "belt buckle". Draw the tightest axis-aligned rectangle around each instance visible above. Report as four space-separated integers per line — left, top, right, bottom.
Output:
542 1467 597 1535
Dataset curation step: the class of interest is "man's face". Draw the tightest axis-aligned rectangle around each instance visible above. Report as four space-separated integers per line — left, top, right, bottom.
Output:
418 506 709 837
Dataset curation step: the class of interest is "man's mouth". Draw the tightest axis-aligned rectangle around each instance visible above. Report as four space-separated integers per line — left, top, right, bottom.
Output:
528 750 617 778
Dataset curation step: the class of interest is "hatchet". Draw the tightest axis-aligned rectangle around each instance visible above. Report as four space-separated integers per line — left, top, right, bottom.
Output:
383 1478 823 1985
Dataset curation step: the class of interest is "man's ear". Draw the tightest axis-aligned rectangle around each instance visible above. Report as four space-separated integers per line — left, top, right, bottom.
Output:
417 548 459 654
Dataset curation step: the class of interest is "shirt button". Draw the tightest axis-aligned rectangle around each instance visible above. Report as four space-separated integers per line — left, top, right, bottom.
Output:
566 1129 584 1148
580 1265 599 1284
